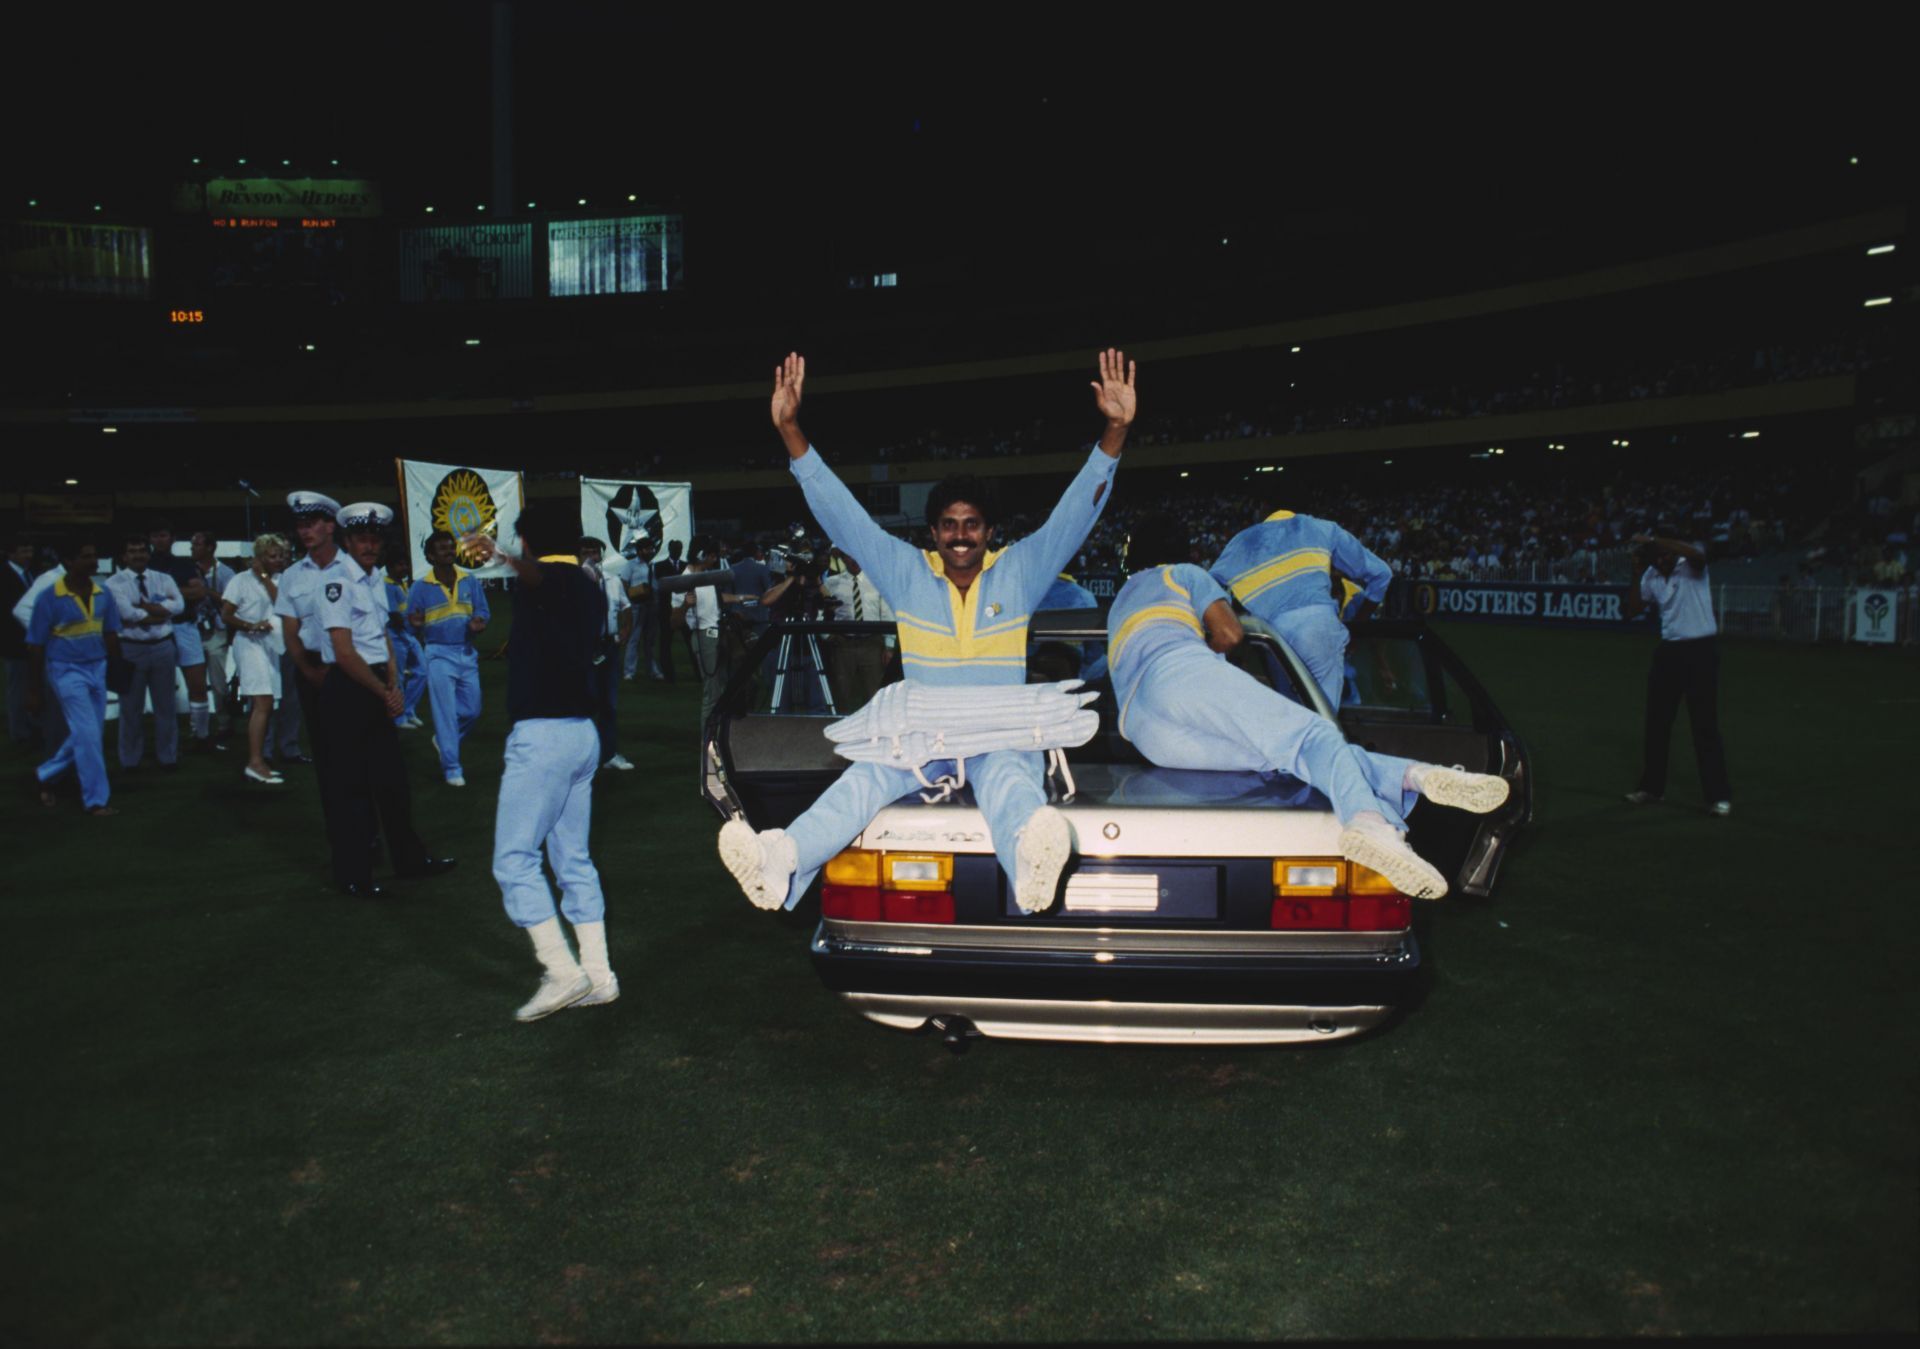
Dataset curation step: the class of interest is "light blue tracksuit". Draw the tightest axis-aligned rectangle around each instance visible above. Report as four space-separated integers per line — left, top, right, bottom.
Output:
408 569 489 778
1109 564 1417 830
1209 514 1394 707
384 575 429 724
494 717 604 928
778 443 1118 909
28 576 124 810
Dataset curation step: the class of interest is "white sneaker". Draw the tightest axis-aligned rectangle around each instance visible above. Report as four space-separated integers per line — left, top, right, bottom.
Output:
445 773 466 787
1416 766 1510 814
574 973 621 1007
1012 805 1073 914
1338 817 1448 900
514 971 592 1022
1624 790 1660 806
604 754 635 771
719 820 797 911
1710 801 1732 817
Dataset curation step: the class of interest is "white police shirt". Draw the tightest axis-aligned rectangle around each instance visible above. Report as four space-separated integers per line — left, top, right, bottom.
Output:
313 554 393 665
1641 552 1717 641
274 551 353 656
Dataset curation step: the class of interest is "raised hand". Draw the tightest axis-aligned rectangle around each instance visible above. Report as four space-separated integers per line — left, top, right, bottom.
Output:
1089 347 1138 429
770 352 806 431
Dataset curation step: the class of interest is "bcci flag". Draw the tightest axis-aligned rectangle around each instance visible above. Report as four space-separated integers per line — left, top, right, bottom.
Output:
397 459 526 579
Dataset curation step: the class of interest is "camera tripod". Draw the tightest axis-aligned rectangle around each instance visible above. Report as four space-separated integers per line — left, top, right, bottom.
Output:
769 626 838 715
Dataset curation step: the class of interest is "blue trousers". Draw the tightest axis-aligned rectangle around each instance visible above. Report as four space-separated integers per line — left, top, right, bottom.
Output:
37 662 110 809
391 630 428 723
1272 607 1351 708
494 718 604 928
423 645 481 776
1123 643 1417 830
783 749 1045 910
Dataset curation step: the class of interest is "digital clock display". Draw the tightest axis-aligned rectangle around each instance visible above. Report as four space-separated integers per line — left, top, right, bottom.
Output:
169 309 205 324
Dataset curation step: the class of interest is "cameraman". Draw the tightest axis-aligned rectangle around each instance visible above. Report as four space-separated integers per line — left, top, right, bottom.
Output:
1623 529 1731 816
674 535 755 731
760 537 832 712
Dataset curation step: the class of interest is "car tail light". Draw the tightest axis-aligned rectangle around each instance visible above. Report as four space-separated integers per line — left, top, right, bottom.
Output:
1269 858 1412 930
821 848 955 923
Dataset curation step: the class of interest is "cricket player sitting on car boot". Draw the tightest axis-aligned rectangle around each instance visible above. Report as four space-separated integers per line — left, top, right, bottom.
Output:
719 348 1137 917
1108 512 1509 900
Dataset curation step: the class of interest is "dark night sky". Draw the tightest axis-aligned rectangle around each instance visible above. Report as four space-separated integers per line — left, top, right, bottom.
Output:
7 7 1909 287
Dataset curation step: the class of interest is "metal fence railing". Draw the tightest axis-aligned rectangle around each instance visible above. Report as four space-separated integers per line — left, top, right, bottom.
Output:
1714 584 1919 644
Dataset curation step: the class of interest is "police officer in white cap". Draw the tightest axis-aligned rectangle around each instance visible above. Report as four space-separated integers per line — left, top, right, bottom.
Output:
314 502 455 897
274 492 350 824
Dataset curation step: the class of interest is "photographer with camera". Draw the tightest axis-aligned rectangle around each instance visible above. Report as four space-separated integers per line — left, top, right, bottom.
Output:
672 535 755 732
758 529 835 712
1623 527 1731 816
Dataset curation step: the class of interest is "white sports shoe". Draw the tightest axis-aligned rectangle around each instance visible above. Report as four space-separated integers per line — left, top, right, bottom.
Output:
1338 817 1448 900
515 971 592 1022
604 754 636 771
718 820 797 911
574 973 621 1007
1417 766 1511 814
1012 805 1074 914
445 773 466 788
1710 801 1732 817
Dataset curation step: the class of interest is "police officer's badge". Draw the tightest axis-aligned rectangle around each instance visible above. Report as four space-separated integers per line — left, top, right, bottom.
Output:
325 582 344 602
431 469 499 565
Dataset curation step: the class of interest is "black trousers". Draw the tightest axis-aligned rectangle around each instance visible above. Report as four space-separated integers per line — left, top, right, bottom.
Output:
1638 637 1731 802
319 666 427 888
293 663 335 828
655 601 677 683
591 643 618 762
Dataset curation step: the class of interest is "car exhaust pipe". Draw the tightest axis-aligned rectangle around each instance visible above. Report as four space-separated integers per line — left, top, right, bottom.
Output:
929 1014 980 1055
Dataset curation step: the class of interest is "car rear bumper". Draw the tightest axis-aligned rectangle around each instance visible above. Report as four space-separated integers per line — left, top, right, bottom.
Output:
840 992 1396 1045
811 923 1419 1046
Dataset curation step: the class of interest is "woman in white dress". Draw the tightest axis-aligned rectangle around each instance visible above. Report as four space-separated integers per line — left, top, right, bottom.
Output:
221 533 290 784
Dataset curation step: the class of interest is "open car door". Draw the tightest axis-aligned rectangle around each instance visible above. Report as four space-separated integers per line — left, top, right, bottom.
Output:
1334 620 1532 896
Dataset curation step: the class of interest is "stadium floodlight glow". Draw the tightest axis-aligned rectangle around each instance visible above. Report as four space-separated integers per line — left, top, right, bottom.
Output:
303 344 315 351
1849 156 1858 164
577 198 586 206
26 199 35 207
1741 431 1761 439
464 338 482 346
1221 237 1228 245
1179 471 1190 477
477 204 486 211
237 158 247 165
101 427 116 435
281 159 290 166
65 478 79 484
92 204 101 212
1290 346 1301 353
1863 296 1892 307
424 205 435 213
191 157 201 165
628 194 638 202
526 202 536 209
1866 244 1896 255
330 159 339 166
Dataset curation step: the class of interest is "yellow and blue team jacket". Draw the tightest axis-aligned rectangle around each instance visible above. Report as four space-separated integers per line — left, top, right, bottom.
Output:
1106 563 1228 737
27 574 123 667
406 568 490 646
384 574 413 631
790 444 1118 687
1208 511 1393 623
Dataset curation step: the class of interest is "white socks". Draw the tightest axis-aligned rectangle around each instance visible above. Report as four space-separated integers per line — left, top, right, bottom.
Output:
190 699 210 739
1350 809 1399 837
526 917 584 980
573 921 613 983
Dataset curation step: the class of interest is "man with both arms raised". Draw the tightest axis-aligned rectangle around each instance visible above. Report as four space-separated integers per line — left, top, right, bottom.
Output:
719 348 1137 916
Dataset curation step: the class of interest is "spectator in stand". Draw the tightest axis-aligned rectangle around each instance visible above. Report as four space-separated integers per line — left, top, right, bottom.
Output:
221 533 291 785
103 535 185 771
27 538 123 816
1624 529 1731 816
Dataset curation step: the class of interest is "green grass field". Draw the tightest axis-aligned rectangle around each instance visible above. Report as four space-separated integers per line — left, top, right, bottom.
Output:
2 617 1915 1343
